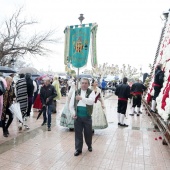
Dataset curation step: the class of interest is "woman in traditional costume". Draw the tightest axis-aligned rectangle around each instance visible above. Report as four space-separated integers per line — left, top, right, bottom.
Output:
91 79 108 130
60 81 75 130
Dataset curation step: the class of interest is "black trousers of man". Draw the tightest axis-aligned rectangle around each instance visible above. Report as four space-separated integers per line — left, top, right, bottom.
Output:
132 95 142 108
118 100 128 115
74 116 92 152
26 96 33 117
153 86 161 100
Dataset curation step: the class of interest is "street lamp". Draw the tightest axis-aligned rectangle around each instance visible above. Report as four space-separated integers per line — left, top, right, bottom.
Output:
10 57 15 68
78 14 85 25
161 9 170 20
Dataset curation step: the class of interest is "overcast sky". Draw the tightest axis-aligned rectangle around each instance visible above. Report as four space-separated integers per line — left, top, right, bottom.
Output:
0 0 170 73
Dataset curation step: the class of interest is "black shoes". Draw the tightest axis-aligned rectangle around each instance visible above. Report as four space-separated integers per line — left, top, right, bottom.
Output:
24 125 30 129
6 129 9 135
74 147 92 156
120 124 128 127
129 114 134 116
130 112 141 116
41 122 46 126
3 132 8 137
88 147 92 152
74 150 82 156
118 123 128 127
48 127 51 131
69 128 74 131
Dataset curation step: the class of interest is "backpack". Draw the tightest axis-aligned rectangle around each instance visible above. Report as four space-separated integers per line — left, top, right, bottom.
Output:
0 81 6 95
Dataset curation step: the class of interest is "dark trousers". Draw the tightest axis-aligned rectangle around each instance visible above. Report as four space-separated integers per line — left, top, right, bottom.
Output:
153 86 161 100
101 88 106 95
132 95 142 108
117 100 128 114
2 110 13 133
74 117 92 151
43 105 52 127
52 100 57 113
27 96 33 117
33 92 38 104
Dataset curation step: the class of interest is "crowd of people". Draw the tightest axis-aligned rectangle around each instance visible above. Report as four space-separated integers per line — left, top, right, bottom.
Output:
0 73 60 137
0 64 164 157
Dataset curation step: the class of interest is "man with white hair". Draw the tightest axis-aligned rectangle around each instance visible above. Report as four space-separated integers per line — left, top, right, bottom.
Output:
70 77 95 156
40 78 57 131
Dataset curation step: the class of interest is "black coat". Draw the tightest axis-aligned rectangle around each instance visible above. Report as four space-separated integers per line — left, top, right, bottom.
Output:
131 82 146 93
40 84 57 105
26 78 34 97
154 69 164 87
115 83 130 99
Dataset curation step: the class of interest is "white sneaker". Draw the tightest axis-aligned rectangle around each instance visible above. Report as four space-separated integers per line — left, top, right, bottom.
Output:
24 125 30 129
18 123 23 131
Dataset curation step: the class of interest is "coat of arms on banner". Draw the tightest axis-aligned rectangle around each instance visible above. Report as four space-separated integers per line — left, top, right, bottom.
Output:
75 38 84 53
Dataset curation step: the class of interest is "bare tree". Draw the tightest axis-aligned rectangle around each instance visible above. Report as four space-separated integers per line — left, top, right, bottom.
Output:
119 64 139 80
91 63 120 80
90 63 139 81
0 8 60 66
14 57 32 69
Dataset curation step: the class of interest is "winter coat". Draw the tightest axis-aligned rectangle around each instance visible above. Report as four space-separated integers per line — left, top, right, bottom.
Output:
131 82 146 95
40 84 57 105
26 78 34 97
154 69 164 87
2 87 15 120
115 83 130 100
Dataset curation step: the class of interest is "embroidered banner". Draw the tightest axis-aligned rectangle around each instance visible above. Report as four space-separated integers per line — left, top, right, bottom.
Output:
69 26 91 68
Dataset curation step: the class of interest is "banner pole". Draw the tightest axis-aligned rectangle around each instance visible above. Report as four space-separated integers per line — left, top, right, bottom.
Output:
75 14 84 117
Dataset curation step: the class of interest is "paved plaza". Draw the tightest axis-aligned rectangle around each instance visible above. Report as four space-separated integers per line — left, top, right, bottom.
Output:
0 93 170 170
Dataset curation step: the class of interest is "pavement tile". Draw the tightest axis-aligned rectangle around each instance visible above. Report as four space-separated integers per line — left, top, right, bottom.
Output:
0 94 169 170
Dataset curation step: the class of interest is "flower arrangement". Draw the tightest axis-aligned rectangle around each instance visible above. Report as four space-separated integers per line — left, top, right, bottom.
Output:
145 16 170 121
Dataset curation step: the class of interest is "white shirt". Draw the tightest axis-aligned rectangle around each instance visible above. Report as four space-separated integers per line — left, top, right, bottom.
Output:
68 79 73 86
69 89 95 116
33 81 37 93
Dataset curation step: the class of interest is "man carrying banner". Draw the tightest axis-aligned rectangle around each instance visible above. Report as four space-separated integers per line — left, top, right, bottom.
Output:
69 77 95 156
